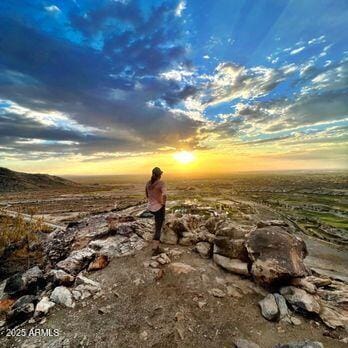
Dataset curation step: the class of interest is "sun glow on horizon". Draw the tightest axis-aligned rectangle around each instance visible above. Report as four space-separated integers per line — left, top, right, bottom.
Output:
173 151 195 164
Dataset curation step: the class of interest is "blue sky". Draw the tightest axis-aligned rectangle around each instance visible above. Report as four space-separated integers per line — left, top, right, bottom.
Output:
0 0 347 173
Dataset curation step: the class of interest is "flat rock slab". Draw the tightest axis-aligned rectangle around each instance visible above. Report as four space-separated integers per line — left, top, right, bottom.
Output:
213 254 249 276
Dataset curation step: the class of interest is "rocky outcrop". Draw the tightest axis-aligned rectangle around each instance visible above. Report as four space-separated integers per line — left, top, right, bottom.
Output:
246 227 308 286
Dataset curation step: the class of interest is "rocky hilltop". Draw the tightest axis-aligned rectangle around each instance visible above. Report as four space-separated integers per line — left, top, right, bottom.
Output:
0 167 78 192
0 202 347 347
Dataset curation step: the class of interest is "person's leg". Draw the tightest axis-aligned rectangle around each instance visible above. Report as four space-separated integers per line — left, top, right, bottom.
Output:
153 206 165 248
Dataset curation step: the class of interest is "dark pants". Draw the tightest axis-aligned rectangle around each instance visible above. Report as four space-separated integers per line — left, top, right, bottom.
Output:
151 205 165 241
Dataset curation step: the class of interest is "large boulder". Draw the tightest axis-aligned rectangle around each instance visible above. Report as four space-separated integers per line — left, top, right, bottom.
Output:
280 286 320 314
245 227 308 286
4 266 45 296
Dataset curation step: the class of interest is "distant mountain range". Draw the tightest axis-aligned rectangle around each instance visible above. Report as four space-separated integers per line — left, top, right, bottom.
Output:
0 167 78 192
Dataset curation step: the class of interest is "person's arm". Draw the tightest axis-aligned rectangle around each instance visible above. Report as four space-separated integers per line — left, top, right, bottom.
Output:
162 182 167 206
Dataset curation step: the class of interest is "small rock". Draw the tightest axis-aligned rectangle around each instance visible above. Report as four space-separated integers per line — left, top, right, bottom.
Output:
152 253 171 265
198 301 207 308
259 294 279 321
226 286 243 298
195 242 212 258
290 316 302 326
209 288 226 298
88 255 109 271
72 290 81 301
49 270 75 287
50 286 75 308
175 312 184 321
213 254 249 276
139 330 148 341
34 296 55 316
234 338 260 348
150 261 160 268
169 262 195 274
280 286 320 314
98 305 111 314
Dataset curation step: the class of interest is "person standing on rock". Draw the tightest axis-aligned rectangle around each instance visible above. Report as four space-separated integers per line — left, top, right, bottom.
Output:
145 167 167 255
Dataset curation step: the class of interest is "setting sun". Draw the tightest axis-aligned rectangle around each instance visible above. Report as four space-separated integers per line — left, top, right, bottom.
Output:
173 151 195 164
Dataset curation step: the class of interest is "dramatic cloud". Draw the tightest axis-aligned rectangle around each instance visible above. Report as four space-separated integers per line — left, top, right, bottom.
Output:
0 0 347 171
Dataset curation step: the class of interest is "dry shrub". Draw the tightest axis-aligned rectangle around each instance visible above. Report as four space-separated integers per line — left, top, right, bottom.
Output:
0 207 52 253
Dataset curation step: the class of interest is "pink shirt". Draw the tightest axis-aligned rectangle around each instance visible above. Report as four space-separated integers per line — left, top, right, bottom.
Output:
146 180 167 212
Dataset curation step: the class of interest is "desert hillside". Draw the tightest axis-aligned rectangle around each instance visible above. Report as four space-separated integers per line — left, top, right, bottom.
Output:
0 168 78 192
